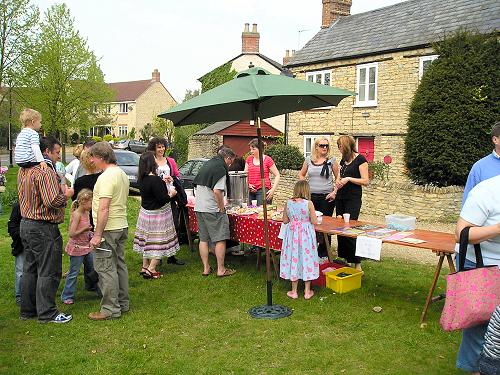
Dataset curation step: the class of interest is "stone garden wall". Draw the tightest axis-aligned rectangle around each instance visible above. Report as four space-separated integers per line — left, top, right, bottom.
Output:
273 170 463 222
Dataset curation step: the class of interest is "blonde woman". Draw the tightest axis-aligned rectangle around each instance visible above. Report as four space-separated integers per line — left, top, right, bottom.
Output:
335 135 369 271
65 144 84 185
298 137 339 257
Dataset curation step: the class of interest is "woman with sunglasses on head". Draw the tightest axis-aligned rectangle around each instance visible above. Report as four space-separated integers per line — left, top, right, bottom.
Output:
298 137 339 257
335 135 370 271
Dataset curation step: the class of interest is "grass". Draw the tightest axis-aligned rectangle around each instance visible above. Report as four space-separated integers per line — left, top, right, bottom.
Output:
0 167 464 374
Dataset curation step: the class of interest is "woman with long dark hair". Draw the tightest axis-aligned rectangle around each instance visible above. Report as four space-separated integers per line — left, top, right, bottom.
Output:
133 151 179 279
335 135 369 271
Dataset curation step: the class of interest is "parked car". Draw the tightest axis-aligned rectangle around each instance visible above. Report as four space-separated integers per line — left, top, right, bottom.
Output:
115 149 140 191
178 158 208 189
113 139 147 154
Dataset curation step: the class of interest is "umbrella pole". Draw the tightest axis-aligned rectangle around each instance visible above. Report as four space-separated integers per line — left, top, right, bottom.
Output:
248 115 292 320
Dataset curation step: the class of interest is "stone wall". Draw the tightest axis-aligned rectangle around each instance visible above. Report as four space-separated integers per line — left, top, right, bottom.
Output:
273 170 463 222
188 134 223 160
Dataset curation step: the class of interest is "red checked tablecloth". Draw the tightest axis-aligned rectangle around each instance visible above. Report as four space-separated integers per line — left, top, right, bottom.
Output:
187 204 283 250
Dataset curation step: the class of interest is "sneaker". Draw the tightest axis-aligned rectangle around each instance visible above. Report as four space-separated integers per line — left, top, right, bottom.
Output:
48 313 72 324
62 299 74 305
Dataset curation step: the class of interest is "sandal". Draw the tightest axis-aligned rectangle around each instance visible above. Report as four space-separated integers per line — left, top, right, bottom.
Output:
217 268 236 278
149 271 161 279
142 269 152 279
139 267 148 276
202 267 213 277
286 291 298 299
304 290 315 300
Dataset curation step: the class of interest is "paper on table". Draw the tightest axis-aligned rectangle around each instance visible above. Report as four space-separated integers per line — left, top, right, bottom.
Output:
398 237 426 244
355 236 382 261
385 231 414 241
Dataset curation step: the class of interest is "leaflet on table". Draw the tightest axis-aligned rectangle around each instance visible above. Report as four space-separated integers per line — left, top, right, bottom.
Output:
355 236 382 260
353 224 380 230
333 227 366 235
385 231 414 241
397 237 427 244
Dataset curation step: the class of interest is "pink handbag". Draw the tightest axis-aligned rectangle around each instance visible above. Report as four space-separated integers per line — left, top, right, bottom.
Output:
440 227 500 331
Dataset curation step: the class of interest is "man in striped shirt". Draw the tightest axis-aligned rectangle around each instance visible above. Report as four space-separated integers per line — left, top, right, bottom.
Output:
18 136 74 324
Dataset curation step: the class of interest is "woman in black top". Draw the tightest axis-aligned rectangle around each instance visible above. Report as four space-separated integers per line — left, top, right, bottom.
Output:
335 135 369 271
132 152 179 279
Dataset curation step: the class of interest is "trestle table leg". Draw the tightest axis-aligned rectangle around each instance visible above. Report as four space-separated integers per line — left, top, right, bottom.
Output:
420 254 445 323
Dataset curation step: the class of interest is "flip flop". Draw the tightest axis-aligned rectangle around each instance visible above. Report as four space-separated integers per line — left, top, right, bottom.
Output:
304 290 315 300
217 268 236 278
139 267 148 276
202 267 213 277
286 291 298 299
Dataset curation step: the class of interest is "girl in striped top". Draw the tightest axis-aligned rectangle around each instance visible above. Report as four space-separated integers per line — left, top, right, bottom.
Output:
479 305 500 375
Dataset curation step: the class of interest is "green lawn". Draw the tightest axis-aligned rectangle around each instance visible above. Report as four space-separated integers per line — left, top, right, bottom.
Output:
0 167 464 374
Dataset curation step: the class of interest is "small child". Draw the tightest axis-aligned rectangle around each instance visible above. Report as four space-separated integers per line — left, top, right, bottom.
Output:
14 108 47 170
280 180 319 300
61 189 94 305
478 305 500 375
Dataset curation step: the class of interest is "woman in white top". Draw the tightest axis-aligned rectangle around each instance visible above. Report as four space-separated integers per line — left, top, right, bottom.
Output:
298 137 339 257
64 144 83 186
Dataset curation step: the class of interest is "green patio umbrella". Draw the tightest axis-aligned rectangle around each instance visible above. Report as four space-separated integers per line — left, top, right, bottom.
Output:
159 67 355 319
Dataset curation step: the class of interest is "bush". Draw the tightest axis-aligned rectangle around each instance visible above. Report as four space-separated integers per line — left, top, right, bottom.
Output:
70 132 80 144
266 144 304 170
92 136 102 142
173 124 204 164
404 31 499 186
103 134 113 142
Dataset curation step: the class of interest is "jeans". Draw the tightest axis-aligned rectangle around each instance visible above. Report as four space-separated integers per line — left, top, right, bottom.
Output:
249 189 272 206
61 252 95 302
14 252 26 304
94 228 129 317
20 219 62 322
455 256 489 372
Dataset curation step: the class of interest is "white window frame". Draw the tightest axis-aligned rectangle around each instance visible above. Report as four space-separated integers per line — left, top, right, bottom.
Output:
303 135 316 158
419 55 439 80
118 126 128 137
105 104 111 114
305 70 332 86
119 103 129 113
355 62 378 107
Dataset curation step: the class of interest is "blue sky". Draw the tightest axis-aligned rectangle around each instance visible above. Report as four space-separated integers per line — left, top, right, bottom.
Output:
35 0 406 101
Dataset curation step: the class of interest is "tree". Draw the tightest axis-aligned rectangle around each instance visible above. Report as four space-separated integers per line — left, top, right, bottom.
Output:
404 31 500 186
15 4 113 136
0 0 39 106
183 88 199 102
150 115 174 144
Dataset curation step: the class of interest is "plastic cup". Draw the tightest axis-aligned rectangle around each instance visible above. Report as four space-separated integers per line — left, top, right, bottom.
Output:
241 202 248 208
251 199 258 206
317 216 323 224
343 213 350 223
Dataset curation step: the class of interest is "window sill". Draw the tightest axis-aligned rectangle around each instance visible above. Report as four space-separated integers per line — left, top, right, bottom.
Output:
352 103 377 108
304 106 334 111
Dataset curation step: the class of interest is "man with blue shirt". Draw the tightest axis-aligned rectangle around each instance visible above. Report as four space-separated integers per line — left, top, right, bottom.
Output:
462 122 500 204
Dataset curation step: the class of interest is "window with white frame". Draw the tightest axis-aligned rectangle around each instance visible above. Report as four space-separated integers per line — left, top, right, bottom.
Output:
306 70 331 86
91 104 98 113
355 63 378 107
105 104 111 114
419 55 438 80
303 135 329 158
119 103 128 113
118 126 128 137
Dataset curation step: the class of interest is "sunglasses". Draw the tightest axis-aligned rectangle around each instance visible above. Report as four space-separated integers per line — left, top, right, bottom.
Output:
318 144 330 148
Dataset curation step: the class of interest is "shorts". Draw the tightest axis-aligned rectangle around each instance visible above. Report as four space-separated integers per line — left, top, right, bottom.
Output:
195 211 230 244
479 353 500 375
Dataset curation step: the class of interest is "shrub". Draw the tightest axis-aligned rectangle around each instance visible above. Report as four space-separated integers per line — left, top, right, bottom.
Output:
70 132 80 144
92 136 102 142
103 134 113 142
173 124 204 164
266 144 304 170
404 31 499 186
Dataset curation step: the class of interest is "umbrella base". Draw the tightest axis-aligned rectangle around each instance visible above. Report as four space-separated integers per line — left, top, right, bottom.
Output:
248 304 293 320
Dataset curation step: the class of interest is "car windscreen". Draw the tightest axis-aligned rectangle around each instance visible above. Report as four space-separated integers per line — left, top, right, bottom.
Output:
116 152 139 166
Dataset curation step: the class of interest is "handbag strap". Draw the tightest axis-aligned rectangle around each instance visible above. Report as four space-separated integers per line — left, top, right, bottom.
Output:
458 226 484 272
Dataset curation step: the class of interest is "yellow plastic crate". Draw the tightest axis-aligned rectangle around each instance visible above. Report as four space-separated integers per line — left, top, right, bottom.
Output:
325 267 363 293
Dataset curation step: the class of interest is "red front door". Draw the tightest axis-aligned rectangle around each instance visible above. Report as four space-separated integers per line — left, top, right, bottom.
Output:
357 137 374 162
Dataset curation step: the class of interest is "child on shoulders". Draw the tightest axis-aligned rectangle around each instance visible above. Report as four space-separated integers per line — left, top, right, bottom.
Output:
14 108 47 170
280 180 319 300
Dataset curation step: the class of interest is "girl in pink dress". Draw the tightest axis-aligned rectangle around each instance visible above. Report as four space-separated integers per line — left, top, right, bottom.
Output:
280 180 319 300
61 189 94 305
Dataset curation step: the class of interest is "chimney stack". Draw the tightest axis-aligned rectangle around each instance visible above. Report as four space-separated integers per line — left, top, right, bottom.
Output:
242 23 260 53
152 69 160 82
283 50 296 66
322 0 352 28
